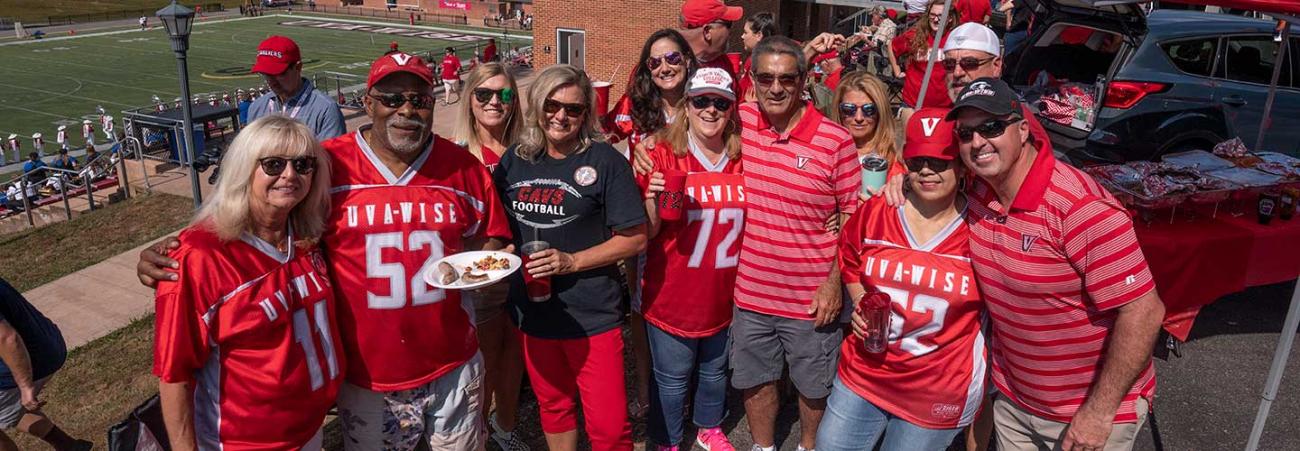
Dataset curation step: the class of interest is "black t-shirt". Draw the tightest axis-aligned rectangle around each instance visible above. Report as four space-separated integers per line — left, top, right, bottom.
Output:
494 142 647 339
0 278 66 389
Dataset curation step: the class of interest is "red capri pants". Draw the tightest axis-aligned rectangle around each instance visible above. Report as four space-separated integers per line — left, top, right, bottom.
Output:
521 327 633 451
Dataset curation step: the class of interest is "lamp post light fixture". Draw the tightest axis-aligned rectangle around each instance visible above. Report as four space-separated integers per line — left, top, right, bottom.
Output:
156 0 203 207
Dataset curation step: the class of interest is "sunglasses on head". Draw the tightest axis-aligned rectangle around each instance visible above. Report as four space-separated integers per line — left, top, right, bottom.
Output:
956 117 1022 142
259 156 317 176
472 87 515 104
542 99 588 116
368 92 434 109
839 102 878 118
904 157 952 173
942 56 996 72
645 51 685 71
689 96 733 111
752 71 802 88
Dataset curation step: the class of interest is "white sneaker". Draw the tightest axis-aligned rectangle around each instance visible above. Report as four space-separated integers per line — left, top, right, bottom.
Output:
490 414 529 451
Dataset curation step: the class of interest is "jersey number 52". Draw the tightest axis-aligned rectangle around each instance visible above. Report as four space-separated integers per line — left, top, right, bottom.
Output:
365 231 447 309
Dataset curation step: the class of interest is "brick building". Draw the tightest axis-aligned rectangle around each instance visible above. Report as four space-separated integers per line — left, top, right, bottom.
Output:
530 0 877 102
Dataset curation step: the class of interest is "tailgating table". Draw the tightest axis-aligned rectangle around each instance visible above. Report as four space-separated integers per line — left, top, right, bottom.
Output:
1134 211 1300 341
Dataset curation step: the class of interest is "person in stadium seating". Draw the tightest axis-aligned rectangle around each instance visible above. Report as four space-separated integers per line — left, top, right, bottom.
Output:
889 0 960 125
816 108 985 451
49 149 76 172
448 61 530 451
21 153 46 185
493 64 647 451
604 28 697 419
635 67 743 451
139 53 513 451
0 277 90 451
247 36 347 140
153 115 341 451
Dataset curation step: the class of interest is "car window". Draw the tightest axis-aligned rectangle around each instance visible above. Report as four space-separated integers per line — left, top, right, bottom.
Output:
1218 36 1292 87
1161 38 1217 77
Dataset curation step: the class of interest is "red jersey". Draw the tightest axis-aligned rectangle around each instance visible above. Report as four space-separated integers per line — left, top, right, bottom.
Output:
479 145 502 173
892 30 954 109
441 54 462 81
603 94 676 154
154 226 343 450
483 42 497 62
637 142 744 337
322 130 511 391
957 0 992 24
838 197 986 429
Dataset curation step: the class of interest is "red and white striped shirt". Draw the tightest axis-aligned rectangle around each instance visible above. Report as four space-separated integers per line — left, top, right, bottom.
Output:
734 102 860 319
966 137 1156 424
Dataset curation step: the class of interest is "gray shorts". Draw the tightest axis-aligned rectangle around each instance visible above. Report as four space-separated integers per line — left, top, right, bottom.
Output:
729 307 842 399
0 377 47 428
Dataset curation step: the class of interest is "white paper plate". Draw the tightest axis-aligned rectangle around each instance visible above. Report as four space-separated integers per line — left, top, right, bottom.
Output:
423 251 522 290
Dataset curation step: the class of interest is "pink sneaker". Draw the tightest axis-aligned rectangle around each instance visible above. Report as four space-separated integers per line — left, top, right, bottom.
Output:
696 427 735 451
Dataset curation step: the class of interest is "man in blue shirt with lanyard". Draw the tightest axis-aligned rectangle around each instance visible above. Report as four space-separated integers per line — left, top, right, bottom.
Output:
246 36 347 140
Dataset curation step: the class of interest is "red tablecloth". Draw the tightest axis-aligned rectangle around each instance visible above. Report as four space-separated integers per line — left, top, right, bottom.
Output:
1135 213 1300 340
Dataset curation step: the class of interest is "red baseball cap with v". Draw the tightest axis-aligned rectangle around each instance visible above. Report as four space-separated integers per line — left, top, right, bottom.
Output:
366 52 434 90
904 107 959 160
682 0 743 28
251 36 301 75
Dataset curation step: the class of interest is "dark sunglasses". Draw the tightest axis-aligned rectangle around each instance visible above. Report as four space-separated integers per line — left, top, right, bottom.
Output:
752 71 802 88
472 87 514 104
904 157 952 173
839 102 878 118
956 117 1022 142
367 92 434 109
689 96 733 111
542 99 588 116
259 156 317 176
942 56 997 72
645 51 685 71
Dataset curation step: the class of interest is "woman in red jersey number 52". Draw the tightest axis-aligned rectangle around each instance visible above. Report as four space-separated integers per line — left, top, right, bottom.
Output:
817 108 986 451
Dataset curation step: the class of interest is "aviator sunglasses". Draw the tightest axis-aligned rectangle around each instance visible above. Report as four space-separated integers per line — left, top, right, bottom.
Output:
942 56 997 72
259 156 317 176
645 51 685 71
839 102 878 118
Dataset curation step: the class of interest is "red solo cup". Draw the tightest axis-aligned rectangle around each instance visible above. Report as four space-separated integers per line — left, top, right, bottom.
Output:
858 291 892 354
657 169 688 221
592 81 612 117
521 241 552 302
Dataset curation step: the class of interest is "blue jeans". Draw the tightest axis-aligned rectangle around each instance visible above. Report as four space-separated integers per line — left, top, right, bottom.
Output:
645 322 729 446
1004 30 1029 58
816 378 962 451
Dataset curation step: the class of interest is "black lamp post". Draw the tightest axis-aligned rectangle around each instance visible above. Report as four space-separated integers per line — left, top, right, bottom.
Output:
157 0 202 207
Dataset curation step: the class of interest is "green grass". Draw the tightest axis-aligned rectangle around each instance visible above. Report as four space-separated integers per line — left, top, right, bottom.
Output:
0 193 193 291
0 1 246 24
0 13 529 150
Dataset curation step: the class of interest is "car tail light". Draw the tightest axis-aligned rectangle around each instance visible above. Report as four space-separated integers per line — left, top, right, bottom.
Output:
1103 81 1168 109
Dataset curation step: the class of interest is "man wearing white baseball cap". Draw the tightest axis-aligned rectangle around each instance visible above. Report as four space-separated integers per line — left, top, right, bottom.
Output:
942 22 1003 103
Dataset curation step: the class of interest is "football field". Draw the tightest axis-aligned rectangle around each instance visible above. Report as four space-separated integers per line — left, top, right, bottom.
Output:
0 14 529 146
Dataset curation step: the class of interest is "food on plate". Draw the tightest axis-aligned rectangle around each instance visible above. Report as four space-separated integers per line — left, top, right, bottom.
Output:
462 268 491 283
472 254 512 271
438 261 459 285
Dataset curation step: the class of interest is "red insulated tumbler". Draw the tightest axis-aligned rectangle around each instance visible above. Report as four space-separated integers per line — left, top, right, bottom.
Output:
658 169 688 221
521 240 552 302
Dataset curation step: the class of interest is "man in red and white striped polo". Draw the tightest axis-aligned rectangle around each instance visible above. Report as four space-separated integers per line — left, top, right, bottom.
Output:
730 36 860 451
947 78 1165 451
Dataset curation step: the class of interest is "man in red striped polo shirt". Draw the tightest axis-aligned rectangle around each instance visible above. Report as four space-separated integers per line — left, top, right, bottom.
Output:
947 78 1165 451
730 36 860 451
